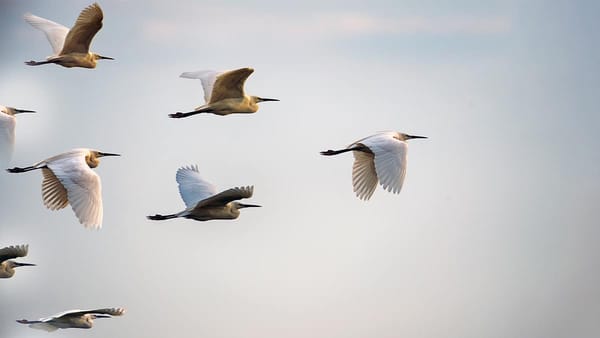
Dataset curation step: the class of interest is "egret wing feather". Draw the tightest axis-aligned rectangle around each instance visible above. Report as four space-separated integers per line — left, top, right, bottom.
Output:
352 151 378 200
56 307 125 318
42 168 69 210
363 134 408 194
0 245 28 263
209 67 254 103
29 322 59 332
193 186 254 209
180 70 222 103
176 165 217 208
23 13 69 55
61 3 103 54
47 154 103 228
0 112 15 165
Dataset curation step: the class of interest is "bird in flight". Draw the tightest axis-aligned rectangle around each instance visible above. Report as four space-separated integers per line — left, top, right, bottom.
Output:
0 245 35 279
147 165 261 221
321 131 427 200
169 67 278 118
6 148 120 228
17 308 125 332
24 2 113 68
0 105 36 165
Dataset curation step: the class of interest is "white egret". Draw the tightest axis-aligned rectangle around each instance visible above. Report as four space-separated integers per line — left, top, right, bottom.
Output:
169 67 279 118
321 131 427 200
6 148 120 229
0 245 35 279
0 105 36 165
24 3 113 68
147 165 260 221
17 308 125 332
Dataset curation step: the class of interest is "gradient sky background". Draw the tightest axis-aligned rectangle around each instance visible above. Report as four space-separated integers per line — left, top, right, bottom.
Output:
1 0 599 337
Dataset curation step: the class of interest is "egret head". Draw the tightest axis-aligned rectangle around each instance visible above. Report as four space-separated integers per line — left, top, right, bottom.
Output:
86 150 120 168
93 53 114 61
396 132 428 142
0 106 35 116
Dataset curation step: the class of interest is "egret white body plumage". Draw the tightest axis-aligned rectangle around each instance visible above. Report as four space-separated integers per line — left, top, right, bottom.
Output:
0 245 36 279
24 3 113 68
17 308 125 332
6 148 120 229
321 131 427 200
147 165 261 221
0 105 36 165
169 67 279 118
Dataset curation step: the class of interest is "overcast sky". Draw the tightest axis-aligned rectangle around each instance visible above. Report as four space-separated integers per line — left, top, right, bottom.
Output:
1 0 599 337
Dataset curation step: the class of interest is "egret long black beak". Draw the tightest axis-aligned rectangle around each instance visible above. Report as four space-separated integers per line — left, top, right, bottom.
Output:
98 55 114 60
258 97 279 102
237 203 262 209
14 262 36 267
97 152 121 157
406 135 428 140
14 109 36 114
92 314 111 319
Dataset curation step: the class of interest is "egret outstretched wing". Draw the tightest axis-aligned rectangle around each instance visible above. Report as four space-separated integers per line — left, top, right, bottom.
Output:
41 168 69 210
180 70 222 103
61 2 104 54
176 165 217 208
23 13 69 55
0 113 15 164
352 151 378 200
0 245 28 263
47 154 103 228
194 186 254 209
209 67 254 103
361 133 408 194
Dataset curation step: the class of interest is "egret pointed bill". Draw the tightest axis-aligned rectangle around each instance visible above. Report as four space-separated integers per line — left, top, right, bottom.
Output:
257 97 279 102
237 203 262 208
14 262 36 267
97 152 120 157
98 55 114 60
13 109 36 114
406 134 428 140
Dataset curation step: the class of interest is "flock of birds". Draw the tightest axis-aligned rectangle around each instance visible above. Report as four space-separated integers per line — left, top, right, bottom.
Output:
1 2 426 333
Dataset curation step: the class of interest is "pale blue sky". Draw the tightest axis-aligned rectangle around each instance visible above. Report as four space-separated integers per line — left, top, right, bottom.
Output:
1 1 599 337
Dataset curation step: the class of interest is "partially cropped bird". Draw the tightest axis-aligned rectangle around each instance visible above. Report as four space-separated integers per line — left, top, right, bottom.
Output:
0 245 35 279
0 105 36 165
169 67 278 118
17 308 124 332
147 165 260 221
321 131 427 200
24 3 113 68
6 148 120 228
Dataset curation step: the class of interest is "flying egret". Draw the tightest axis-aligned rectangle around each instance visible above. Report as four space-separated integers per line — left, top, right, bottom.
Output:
169 67 279 118
17 308 125 332
0 105 36 165
6 148 120 229
24 3 114 68
0 245 35 279
321 131 427 200
147 165 261 221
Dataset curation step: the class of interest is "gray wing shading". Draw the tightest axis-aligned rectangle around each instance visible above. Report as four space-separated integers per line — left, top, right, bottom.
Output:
0 245 28 263
352 150 378 200
57 307 125 318
23 13 69 56
193 186 254 209
42 168 70 210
